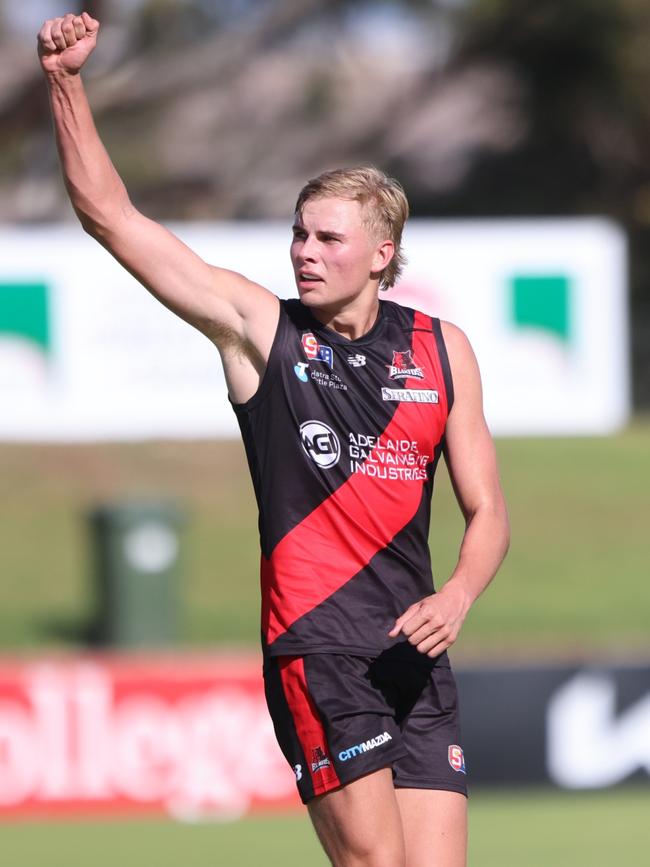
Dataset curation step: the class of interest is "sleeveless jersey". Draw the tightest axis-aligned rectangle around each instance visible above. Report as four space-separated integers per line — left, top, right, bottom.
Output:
232 298 454 659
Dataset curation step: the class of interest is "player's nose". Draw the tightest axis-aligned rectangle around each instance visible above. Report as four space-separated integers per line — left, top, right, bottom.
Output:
298 233 319 263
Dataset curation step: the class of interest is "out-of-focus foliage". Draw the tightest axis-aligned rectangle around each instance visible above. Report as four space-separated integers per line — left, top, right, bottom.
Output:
428 0 650 216
449 0 650 406
0 0 649 402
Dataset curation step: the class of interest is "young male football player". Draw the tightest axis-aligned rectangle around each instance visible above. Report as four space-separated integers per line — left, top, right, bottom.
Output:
39 13 509 866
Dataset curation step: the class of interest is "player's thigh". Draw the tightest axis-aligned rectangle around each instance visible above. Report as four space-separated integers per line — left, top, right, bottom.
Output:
395 788 467 867
308 767 406 867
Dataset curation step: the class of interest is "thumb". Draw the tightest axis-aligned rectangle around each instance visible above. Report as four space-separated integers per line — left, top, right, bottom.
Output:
81 12 100 34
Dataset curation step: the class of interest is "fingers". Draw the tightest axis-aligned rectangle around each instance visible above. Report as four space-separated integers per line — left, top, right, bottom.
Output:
388 602 419 637
73 16 87 40
38 19 56 52
390 603 432 640
422 636 450 658
38 12 99 52
60 14 80 48
81 11 100 34
50 18 68 50
389 599 457 655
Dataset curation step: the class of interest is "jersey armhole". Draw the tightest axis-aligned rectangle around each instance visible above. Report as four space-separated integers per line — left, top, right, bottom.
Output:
230 297 289 414
431 317 454 415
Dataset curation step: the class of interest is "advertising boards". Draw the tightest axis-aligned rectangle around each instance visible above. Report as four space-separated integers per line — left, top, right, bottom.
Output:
0 655 297 820
0 655 647 820
0 219 628 440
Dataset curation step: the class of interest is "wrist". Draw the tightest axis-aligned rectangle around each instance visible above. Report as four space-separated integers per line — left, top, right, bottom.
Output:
44 67 81 85
439 574 475 611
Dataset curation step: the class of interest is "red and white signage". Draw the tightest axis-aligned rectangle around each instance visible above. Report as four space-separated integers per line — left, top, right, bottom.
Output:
0 655 299 820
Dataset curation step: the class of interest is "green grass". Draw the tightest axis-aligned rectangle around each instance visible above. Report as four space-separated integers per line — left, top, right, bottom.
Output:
2 788 648 866
0 419 648 654
0 813 326 867
468 787 650 866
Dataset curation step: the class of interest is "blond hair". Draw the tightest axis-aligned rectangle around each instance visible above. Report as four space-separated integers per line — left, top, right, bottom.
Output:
294 166 409 290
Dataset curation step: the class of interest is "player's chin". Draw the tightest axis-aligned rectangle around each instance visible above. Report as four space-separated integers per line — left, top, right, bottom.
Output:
296 285 325 305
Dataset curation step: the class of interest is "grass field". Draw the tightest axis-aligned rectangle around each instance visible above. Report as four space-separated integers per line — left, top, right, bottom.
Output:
1 427 648 861
1 418 649 655
2 788 648 866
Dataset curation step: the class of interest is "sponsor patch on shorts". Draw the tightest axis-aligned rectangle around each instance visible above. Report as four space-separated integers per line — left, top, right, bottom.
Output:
338 731 393 762
448 744 466 774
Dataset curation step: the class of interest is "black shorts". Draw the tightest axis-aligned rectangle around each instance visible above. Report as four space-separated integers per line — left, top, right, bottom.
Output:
263 646 467 804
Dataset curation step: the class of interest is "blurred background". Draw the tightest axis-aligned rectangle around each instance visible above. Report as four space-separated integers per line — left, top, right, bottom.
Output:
1 0 648 865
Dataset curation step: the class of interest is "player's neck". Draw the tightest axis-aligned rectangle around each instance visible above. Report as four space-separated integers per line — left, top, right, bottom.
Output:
311 293 380 341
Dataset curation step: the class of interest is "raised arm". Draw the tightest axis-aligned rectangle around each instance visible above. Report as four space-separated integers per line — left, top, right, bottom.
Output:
38 12 279 401
389 322 510 656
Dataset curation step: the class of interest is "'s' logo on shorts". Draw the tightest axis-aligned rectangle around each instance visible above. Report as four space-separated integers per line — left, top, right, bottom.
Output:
448 744 466 774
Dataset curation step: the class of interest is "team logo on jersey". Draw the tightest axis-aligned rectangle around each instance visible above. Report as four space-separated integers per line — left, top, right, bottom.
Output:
347 353 366 368
294 362 309 382
387 349 424 380
299 420 341 468
448 745 466 774
302 332 334 369
311 746 331 773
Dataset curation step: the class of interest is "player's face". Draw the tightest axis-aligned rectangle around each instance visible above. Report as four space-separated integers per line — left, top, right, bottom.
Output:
290 197 391 311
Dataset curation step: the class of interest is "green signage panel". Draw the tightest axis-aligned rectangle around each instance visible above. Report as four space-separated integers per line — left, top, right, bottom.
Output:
0 282 51 352
511 275 571 342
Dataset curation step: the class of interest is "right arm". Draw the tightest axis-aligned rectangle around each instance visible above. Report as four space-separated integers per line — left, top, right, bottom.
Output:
38 13 279 401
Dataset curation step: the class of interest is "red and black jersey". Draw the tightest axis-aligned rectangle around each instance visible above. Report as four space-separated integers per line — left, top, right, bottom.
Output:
232 298 454 660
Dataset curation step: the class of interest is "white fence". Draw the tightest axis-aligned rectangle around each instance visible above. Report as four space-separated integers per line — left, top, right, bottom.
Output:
0 219 629 440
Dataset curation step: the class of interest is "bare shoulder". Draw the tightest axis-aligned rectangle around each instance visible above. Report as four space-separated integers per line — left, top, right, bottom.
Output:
439 320 482 391
205 264 279 320
440 320 473 354
204 264 280 356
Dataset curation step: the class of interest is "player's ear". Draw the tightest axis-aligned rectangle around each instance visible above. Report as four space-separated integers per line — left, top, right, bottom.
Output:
371 239 394 274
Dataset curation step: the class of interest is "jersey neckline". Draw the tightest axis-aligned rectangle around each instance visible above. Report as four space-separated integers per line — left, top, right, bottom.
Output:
302 299 389 348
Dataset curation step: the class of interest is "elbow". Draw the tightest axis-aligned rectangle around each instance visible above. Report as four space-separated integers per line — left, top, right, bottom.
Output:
77 210 100 238
72 189 132 240
77 208 121 244
70 196 103 238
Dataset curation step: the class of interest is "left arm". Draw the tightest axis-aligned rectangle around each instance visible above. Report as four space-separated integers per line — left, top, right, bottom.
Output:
388 322 510 656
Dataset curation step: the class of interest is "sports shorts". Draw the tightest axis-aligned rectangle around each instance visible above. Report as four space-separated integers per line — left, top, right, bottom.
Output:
263 646 467 804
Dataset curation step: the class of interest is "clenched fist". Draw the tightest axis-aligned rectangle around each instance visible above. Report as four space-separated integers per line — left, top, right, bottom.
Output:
38 12 99 75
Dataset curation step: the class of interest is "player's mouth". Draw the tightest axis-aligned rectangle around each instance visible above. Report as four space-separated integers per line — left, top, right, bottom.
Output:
297 272 324 289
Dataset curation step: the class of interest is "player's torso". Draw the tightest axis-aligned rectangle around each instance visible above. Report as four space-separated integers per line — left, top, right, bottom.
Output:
233 298 453 657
